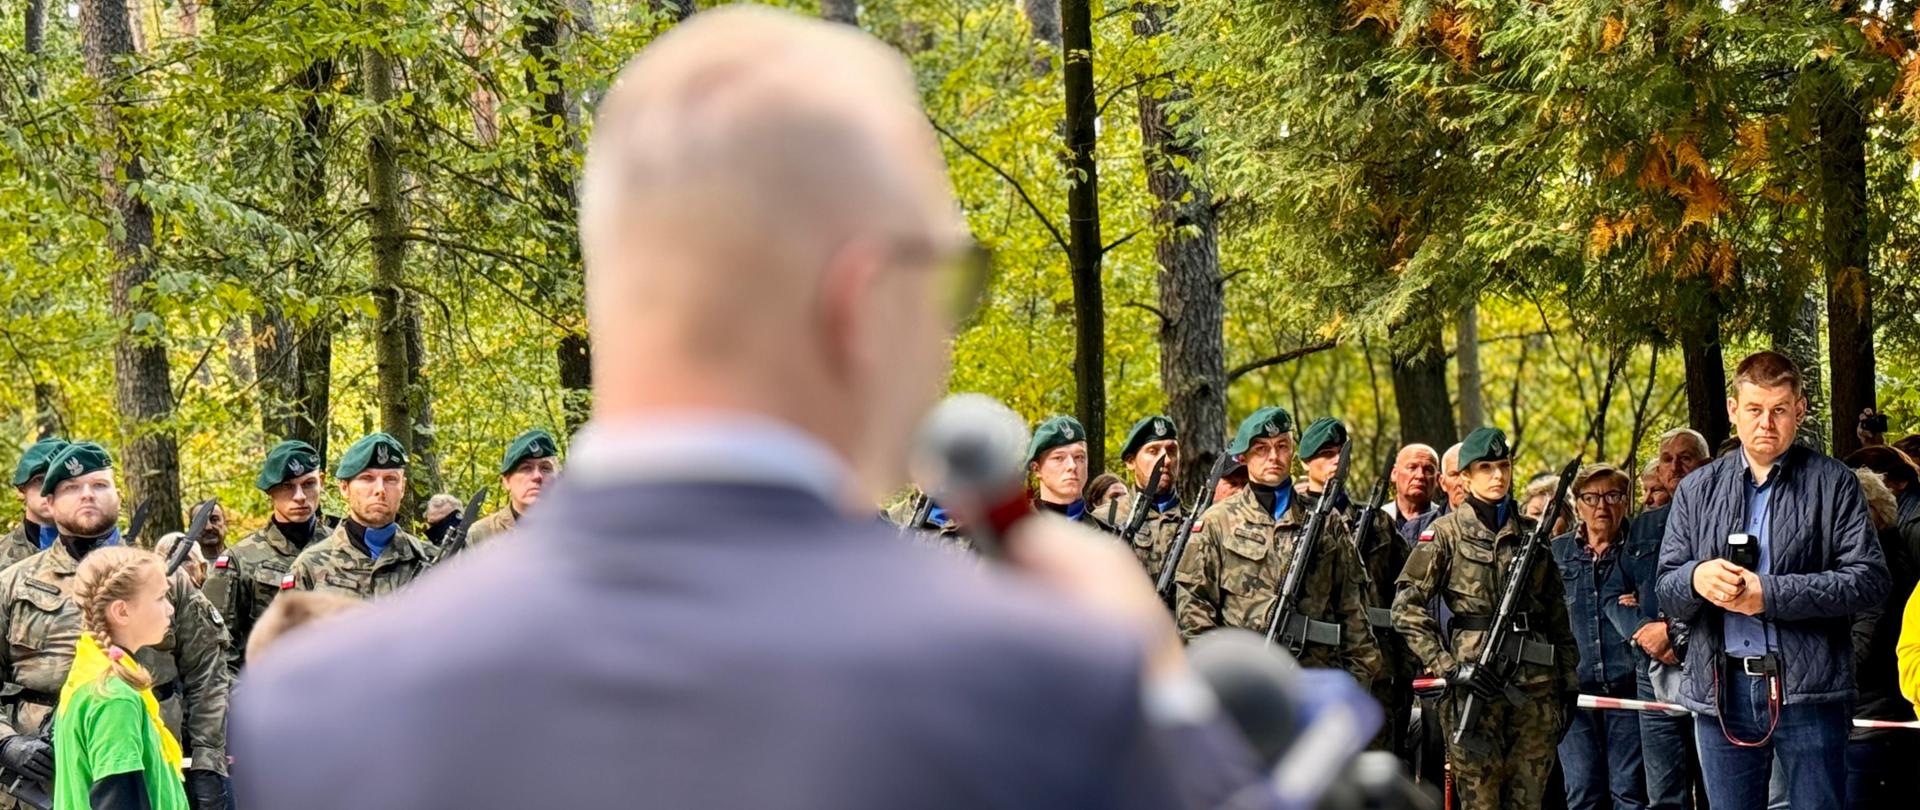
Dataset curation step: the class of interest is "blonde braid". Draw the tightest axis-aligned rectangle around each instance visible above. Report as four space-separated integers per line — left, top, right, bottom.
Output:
72 546 161 692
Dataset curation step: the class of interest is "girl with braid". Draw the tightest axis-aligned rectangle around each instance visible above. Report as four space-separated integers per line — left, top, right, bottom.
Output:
52 547 187 810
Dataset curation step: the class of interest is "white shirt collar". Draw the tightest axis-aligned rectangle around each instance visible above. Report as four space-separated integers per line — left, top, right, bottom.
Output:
566 413 857 511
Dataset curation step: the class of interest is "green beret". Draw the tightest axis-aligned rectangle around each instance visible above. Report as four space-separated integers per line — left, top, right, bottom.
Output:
11 437 69 488
256 440 322 492
335 432 408 480
1459 427 1512 469
1298 416 1348 460
1027 416 1087 465
40 442 112 496
499 429 560 475
1121 415 1178 462
1229 407 1294 457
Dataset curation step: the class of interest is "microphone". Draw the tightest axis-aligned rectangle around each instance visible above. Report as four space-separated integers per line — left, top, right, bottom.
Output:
1190 630 1434 810
911 393 1033 557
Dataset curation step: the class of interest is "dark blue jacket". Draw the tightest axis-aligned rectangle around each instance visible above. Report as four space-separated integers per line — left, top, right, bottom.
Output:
1656 444 1890 711
232 480 1262 810
1553 525 1649 691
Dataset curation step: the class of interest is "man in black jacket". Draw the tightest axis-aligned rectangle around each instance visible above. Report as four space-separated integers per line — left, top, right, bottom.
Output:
1656 351 1889 809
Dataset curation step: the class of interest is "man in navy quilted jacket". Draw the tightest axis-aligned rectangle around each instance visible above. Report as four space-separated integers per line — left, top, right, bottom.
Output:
1657 351 1889 809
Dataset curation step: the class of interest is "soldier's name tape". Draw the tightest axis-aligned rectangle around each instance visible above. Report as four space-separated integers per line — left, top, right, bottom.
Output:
1407 677 1920 730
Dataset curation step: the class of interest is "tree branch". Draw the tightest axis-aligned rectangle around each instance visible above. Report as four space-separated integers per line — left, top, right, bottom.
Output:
1101 227 1144 256
1123 300 1167 325
1227 340 1338 383
926 116 1069 254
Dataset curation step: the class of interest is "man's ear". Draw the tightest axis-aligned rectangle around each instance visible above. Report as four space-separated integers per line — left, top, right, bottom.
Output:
817 238 888 383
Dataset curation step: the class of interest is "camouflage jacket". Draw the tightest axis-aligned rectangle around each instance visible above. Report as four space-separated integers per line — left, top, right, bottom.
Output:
1297 485 1410 678
202 517 331 668
287 522 432 600
1391 506 1577 691
465 507 517 550
1174 486 1383 684
1093 493 1188 582
0 524 42 573
0 541 232 774
886 496 974 557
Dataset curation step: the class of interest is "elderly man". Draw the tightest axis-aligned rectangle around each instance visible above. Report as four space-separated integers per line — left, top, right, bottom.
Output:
1383 443 1442 546
231 9 1264 810
1622 427 1708 810
1657 352 1889 808
1440 442 1467 509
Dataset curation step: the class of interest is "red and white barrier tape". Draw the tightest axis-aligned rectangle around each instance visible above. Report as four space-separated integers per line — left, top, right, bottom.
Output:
1407 677 1920 730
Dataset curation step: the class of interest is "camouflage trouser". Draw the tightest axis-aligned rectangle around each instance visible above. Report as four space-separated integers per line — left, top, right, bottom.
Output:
1439 686 1567 810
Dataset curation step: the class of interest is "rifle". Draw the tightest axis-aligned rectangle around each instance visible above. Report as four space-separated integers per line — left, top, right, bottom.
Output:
166 499 218 577
905 492 934 530
122 498 153 549
1353 456 1395 632
1264 440 1352 654
431 489 491 564
1118 457 1167 544
1451 457 1581 756
1154 449 1235 604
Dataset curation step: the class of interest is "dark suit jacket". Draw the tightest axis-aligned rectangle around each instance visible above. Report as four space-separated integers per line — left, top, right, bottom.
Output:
232 481 1261 809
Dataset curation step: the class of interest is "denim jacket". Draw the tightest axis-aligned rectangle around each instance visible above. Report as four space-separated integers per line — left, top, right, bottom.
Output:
1552 523 1651 691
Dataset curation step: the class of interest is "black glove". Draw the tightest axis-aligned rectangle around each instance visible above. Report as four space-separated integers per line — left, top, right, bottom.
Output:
0 734 53 783
1449 663 1504 701
185 769 233 810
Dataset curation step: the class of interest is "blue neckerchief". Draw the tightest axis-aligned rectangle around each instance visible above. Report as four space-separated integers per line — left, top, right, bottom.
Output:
1496 500 1509 528
1153 492 1180 513
1271 479 1294 520
926 504 951 527
101 528 122 547
35 524 56 551
363 523 398 560
1065 499 1087 522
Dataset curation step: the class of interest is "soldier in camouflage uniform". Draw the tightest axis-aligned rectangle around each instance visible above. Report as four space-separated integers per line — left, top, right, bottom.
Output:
466 428 561 550
1026 416 1095 523
4 438 66 573
286 433 434 599
202 439 335 669
1293 416 1410 752
1101 415 1186 580
1174 407 1383 685
0 442 232 809
1392 427 1577 810
887 492 973 557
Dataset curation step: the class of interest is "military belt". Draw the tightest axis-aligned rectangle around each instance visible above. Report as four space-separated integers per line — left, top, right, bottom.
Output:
1448 613 1556 667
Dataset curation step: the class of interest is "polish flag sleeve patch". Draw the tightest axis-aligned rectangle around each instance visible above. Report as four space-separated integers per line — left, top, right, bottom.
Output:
279 573 296 590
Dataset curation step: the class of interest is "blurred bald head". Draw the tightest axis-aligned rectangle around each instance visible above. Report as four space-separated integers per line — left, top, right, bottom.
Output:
581 7 966 502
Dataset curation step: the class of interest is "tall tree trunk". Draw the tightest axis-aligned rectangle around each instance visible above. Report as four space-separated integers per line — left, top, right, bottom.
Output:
83 0 182 534
1134 2 1224 498
1818 61 1874 460
365 6 416 464
25 0 47 96
1023 0 1061 46
1681 314 1730 452
1455 302 1483 434
1061 0 1105 472
252 307 299 439
1772 285 1827 452
1390 313 1456 450
820 0 857 25
32 382 63 439
524 0 593 433
288 57 336 453
401 296 441 510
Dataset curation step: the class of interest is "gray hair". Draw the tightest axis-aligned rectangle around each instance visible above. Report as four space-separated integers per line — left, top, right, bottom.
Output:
1397 443 1440 467
425 494 463 522
1657 427 1710 460
1855 468 1898 531
1442 443 1463 473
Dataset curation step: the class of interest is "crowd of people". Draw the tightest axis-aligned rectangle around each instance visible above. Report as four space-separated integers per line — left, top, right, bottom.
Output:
891 349 1919 810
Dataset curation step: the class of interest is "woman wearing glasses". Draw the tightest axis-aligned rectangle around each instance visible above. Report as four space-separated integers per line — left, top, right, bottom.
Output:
1549 464 1653 810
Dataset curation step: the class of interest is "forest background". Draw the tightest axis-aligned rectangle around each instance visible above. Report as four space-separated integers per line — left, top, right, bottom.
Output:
5 0 1919 533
